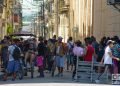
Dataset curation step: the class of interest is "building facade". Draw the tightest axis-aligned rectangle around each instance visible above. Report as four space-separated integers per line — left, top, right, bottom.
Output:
46 0 120 42
0 0 22 39
93 0 120 41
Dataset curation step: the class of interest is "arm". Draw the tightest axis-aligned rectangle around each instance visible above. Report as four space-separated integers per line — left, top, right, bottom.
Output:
100 55 104 64
108 52 119 61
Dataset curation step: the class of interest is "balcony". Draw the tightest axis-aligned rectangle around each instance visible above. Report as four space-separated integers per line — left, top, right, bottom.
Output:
59 0 69 14
0 0 4 13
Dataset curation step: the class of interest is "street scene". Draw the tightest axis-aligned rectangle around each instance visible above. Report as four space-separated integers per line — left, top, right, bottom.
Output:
0 0 120 86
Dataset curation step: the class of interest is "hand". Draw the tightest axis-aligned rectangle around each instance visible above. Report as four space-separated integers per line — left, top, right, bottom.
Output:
116 58 120 61
100 61 103 64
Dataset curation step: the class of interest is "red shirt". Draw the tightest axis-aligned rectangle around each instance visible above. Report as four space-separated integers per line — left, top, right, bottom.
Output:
84 45 94 62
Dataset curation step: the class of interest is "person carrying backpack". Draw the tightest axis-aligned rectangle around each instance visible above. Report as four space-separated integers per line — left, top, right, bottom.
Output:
37 36 46 75
3 39 21 81
66 37 74 71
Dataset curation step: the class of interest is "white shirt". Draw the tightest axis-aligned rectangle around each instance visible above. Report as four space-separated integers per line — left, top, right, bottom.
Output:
104 46 112 65
8 45 15 61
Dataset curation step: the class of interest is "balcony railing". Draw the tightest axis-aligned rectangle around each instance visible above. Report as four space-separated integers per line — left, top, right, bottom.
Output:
59 0 69 14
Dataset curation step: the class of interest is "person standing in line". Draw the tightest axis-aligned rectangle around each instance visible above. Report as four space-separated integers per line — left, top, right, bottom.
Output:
66 37 74 71
84 37 95 62
3 39 21 81
1 40 9 70
36 56 44 78
55 36 65 77
37 36 45 77
111 36 120 74
72 40 84 80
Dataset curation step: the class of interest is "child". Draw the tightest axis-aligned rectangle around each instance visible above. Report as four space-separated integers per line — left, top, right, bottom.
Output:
37 56 44 78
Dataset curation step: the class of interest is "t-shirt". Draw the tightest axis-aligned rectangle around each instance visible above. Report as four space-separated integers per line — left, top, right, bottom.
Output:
37 42 45 56
104 46 112 65
55 42 65 56
84 45 94 62
73 46 84 57
37 56 44 66
8 45 15 61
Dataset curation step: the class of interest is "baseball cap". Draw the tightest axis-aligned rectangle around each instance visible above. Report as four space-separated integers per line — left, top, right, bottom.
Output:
107 40 115 45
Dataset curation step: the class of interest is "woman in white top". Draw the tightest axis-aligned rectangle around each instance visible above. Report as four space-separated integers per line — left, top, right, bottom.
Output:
95 40 119 83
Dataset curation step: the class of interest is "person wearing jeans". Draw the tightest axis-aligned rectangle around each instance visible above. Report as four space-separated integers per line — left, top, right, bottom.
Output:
72 40 84 80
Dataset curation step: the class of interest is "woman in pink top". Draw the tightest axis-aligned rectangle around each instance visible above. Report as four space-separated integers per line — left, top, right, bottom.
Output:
72 40 84 80
37 56 44 78
84 38 95 62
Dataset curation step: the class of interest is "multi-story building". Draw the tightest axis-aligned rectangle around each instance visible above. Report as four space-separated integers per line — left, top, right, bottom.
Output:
45 0 54 38
69 0 120 41
44 0 120 42
0 0 22 39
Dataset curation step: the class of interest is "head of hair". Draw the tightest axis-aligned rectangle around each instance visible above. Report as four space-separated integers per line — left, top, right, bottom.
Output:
44 40 48 45
88 38 93 45
68 37 73 41
84 37 91 45
53 35 56 39
91 36 96 42
39 36 44 41
107 40 114 45
76 40 82 47
12 38 19 44
113 36 119 43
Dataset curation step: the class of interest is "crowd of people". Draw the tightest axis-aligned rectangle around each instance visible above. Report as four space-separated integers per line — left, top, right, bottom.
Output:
0 35 120 82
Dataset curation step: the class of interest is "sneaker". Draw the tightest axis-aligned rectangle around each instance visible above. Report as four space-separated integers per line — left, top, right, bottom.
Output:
60 73 63 77
3 75 7 81
55 73 60 77
95 79 100 84
12 78 15 81
72 77 77 81
37 75 44 78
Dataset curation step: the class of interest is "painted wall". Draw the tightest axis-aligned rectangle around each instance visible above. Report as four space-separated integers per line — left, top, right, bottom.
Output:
93 0 120 41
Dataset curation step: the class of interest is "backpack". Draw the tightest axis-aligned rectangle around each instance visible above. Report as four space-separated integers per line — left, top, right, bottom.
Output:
68 42 74 54
36 56 44 67
13 46 21 60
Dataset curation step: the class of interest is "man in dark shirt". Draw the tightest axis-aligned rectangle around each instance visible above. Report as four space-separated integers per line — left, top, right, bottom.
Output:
37 36 46 77
37 37 45 56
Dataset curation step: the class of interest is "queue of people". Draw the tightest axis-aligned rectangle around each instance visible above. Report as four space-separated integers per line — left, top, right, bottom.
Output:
0 35 120 82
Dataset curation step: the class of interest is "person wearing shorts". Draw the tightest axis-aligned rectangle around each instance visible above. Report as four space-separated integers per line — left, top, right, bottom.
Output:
55 36 65 77
3 39 20 81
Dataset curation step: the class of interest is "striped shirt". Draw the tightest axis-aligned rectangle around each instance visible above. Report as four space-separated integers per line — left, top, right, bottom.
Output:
112 43 120 58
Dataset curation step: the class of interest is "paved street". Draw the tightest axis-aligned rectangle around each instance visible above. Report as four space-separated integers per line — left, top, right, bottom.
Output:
0 68 113 86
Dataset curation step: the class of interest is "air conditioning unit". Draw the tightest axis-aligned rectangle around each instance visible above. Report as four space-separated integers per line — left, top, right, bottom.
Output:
108 0 120 5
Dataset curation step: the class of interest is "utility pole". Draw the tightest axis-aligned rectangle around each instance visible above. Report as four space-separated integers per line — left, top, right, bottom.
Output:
42 0 46 39
54 0 59 37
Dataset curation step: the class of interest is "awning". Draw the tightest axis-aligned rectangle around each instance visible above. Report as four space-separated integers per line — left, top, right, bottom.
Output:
10 31 36 37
